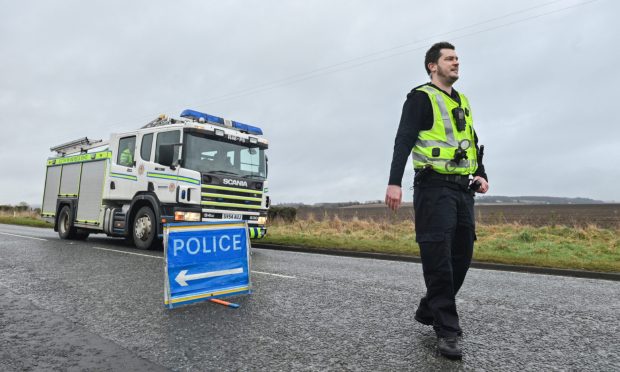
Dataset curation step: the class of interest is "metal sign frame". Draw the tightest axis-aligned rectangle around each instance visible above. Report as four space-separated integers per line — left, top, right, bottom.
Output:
164 221 251 309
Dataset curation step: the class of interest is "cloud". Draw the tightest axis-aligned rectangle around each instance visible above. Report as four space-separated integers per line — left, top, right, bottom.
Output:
1 0 618 206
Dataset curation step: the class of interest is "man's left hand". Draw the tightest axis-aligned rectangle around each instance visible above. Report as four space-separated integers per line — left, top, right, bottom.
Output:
473 176 489 194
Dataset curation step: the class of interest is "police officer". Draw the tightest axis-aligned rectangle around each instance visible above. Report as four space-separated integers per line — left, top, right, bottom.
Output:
213 150 233 170
385 42 489 359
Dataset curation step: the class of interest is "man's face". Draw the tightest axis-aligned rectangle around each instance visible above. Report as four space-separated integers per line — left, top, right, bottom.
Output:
431 48 459 84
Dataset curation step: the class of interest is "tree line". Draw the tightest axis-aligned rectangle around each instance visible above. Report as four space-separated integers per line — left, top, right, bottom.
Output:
0 202 41 213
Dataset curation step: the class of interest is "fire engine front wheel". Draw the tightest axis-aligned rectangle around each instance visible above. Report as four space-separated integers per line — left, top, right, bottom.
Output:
132 206 159 250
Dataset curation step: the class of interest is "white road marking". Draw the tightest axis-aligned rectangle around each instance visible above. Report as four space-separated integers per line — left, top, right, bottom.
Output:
91 246 296 279
251 270 296 279
0 232 48 241
92 246 161 259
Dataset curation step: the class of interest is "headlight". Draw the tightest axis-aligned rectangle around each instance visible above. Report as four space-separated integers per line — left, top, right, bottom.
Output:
257 216 267 225
175 211 201 222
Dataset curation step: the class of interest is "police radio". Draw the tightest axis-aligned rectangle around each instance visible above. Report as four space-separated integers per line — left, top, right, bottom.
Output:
452 107 466 132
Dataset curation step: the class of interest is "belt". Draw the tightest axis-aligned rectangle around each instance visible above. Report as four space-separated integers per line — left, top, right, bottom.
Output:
422 170 471 186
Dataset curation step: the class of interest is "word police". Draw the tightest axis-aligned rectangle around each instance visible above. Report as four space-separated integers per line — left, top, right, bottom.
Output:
172 234 244 256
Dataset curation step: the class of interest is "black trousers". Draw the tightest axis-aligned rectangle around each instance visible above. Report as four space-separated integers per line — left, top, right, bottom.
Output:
413 182 475 337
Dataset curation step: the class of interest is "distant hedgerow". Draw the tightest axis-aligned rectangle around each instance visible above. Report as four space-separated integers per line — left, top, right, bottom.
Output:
268 206 297 222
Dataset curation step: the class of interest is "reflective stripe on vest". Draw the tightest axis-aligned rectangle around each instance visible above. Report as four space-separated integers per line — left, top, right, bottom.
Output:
412 85 478 175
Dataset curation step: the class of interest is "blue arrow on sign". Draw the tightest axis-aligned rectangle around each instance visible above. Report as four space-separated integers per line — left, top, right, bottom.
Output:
175 267 245 287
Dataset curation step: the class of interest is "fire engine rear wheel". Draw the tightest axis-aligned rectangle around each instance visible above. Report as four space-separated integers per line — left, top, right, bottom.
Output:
132 206 158 250
57 206 77 240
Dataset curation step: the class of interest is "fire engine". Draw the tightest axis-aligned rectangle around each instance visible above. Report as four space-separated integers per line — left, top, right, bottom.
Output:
41 109 269 249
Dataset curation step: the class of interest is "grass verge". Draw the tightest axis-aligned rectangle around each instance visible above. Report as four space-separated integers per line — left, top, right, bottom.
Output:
0 216 52 228
263 217 620 273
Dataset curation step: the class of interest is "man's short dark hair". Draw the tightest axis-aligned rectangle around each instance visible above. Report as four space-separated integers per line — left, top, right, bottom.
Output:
425 42 455 75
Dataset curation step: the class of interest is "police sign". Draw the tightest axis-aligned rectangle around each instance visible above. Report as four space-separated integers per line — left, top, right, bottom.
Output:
164 221 251 309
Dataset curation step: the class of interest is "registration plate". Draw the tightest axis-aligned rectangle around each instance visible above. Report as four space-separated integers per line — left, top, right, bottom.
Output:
222 213 243 220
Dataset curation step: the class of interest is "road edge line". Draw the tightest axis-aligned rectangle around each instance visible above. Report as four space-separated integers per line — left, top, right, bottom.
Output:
0 232 48 241
252 243 620 282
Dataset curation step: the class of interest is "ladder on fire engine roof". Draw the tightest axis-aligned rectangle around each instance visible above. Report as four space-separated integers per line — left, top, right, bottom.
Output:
141 114 184 129
50 137 108 156
50 115 174 156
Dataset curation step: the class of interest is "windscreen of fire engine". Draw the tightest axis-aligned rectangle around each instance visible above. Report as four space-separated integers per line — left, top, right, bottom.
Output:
183 133 266 179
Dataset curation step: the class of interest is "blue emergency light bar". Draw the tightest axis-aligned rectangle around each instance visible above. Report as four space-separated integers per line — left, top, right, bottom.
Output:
180 109 224 125
180 109 263 135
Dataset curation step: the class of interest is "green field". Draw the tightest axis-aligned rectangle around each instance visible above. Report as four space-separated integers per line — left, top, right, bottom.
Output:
0 216 51 228
263 217 620 273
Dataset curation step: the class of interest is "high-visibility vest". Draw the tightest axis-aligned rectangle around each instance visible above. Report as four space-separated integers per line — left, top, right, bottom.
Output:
120 148 133 166
411 85 478 175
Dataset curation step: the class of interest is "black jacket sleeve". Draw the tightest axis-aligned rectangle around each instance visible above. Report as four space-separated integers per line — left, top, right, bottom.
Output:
388 91 433 186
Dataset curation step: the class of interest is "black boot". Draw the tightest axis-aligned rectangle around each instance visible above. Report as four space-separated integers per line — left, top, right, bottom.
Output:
415 313 463 336
437 337 462 360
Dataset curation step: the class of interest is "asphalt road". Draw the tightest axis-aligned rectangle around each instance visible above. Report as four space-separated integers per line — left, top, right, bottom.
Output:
1 224 619 371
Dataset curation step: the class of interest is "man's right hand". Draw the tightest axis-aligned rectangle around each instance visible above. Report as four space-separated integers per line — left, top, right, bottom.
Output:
385 185 402 211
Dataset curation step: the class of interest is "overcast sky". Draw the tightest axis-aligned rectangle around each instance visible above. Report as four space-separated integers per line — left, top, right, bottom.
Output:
1 0 618 206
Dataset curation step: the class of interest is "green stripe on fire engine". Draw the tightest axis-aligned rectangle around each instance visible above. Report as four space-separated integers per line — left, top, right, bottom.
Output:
76 220 99 225
201 201 263 210
146 172 200 185
110 172 137 181
201 193 262 202
47 151 112 166
202 185 263 194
